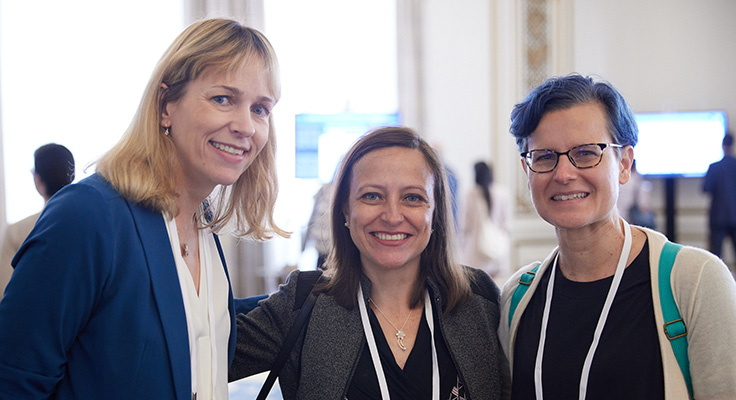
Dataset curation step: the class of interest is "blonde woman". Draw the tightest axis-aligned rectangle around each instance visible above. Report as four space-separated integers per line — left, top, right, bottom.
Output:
0 18 284 399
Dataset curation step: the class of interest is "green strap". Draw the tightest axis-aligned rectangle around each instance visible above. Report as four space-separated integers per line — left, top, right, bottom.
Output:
509 263 541 327
659 241 693 398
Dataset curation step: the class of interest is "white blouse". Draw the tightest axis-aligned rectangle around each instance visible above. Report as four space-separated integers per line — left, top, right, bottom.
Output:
164 215 230 400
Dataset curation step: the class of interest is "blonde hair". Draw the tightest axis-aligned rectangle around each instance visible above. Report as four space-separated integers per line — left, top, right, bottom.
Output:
96 18 286 240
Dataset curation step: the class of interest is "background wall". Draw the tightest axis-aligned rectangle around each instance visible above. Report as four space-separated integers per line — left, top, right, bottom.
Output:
417 0 736 276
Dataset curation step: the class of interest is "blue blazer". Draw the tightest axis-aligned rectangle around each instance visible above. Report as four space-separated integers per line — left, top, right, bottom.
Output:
0 174 236 399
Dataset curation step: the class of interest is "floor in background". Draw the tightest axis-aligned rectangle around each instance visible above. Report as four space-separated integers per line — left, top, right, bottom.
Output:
229 372 282 399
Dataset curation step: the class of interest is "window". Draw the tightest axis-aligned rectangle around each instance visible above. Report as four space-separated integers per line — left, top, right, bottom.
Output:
1 0 183 223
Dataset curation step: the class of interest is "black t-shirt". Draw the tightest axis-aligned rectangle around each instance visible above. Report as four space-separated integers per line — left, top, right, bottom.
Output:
346 305 466 399
511 239 665 399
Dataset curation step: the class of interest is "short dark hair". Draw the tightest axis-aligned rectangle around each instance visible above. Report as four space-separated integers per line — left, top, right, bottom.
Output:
509 74 639 152
321 126 471 313
34 143 75 197
724 132 733 148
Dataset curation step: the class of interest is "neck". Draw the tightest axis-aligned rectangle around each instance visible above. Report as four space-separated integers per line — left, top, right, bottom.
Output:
555 218 626 282
363 264 421 310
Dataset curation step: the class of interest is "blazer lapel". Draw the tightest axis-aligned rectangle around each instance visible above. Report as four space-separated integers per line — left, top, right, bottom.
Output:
129 204 191 400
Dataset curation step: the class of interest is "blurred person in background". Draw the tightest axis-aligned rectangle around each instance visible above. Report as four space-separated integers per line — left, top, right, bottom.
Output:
703 132 736 269
0 143 74 295
461 161 512 279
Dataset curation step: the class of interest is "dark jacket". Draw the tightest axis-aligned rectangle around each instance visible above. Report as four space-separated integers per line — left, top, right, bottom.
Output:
230 267 504 399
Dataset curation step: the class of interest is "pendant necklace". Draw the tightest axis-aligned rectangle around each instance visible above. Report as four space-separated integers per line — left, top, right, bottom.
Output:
358 287 439 400
369 298 412 351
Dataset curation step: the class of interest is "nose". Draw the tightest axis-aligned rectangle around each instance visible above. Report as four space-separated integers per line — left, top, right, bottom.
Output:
553 153 578 183
232 108 256 137
380 199 404 225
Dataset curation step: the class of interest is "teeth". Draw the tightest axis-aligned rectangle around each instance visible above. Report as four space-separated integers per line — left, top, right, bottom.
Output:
553 193 588 201
211 141 245 156
374 233 408 241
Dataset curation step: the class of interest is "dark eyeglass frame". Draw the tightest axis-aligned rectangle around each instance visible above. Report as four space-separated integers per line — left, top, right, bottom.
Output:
521 142 624 173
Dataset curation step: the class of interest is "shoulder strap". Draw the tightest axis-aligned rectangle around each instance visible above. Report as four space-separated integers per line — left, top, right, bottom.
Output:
509 263 542 327
256 272 324 400
658 241 693 398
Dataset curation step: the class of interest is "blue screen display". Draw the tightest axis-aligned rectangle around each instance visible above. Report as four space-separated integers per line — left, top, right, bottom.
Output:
634 110 727 177
295 113 401 181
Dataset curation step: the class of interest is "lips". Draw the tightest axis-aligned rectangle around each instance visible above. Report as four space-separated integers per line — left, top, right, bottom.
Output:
210 140 247 156
372 232 409 241
552 192 589 201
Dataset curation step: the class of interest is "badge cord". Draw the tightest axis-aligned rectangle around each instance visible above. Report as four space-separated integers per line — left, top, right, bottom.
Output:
534 220 633 400
358 287 440 400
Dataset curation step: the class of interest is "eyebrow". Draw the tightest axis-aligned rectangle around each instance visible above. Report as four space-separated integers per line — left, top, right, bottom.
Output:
358 184 429 194
213 85 275 104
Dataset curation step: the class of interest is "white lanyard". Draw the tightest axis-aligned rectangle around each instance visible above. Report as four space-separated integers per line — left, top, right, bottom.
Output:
534 220 632 400
357 286 440 400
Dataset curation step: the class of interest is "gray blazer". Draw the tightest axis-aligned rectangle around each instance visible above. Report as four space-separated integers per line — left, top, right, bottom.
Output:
230 267 504 399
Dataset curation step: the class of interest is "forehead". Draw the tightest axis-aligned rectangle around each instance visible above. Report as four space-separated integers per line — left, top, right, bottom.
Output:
529 102 613 150
194 56 277 96
350 147 434 190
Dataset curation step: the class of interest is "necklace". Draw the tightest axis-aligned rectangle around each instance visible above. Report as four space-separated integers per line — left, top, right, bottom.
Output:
181 244 190 257
369 298 412 351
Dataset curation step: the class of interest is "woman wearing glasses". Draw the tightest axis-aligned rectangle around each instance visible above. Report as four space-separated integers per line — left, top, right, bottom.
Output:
499 74 736 399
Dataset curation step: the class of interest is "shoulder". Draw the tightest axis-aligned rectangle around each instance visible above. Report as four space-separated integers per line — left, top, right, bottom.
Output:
464 266 500 303
6 212 40 242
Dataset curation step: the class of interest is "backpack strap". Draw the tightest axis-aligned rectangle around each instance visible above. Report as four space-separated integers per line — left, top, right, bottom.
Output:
256 271 324 400
658 241 693 398
509 263 542 327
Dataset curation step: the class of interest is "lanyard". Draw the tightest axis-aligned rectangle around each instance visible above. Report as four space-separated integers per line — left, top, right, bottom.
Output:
534 220 632 400
357 287 440 400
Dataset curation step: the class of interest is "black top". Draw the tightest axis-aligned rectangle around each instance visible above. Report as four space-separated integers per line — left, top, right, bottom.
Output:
511 239 665 400
346 305 466 399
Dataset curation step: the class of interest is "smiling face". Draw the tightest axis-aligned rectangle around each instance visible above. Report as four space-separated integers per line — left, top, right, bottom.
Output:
525 102 633 233
345 146 435 276
161 58 275 199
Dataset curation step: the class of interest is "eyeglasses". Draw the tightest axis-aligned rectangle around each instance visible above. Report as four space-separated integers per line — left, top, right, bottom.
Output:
521 143 624 173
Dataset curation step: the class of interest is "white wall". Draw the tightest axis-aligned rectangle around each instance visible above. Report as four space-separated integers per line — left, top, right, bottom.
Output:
572 0 736 267
420 0 494 195
418 0 736 272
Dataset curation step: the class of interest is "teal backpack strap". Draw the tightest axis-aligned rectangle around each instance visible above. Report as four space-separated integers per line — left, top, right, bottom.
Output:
509 263 542 327
659 241 693 398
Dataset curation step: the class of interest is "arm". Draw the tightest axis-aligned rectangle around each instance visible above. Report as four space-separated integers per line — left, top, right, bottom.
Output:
674 249 736 399
233 294 269 315
0 185 112 398
229 269 304 382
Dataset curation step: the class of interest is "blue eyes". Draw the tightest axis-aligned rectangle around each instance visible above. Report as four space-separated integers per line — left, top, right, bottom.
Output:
211 96 271 117
252 104 270 117
212 95 230 105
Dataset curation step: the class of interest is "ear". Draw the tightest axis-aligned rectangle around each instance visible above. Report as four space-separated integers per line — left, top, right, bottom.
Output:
520 158 532 190
159 83 173 129
618 145 635 185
